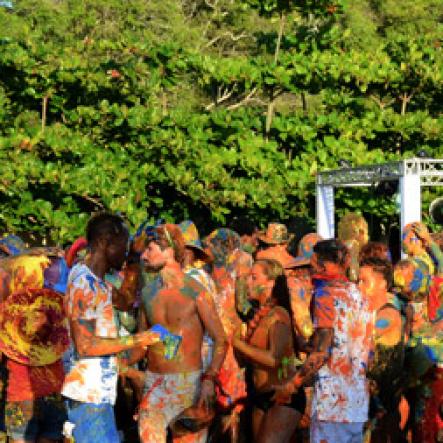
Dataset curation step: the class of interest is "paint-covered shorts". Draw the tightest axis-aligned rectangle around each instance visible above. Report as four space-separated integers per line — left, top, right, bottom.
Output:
66 399 119 443
138 370 207 443
5 393 67 441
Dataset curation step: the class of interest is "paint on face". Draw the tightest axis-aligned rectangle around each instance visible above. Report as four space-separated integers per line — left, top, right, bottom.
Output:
248 263 270 302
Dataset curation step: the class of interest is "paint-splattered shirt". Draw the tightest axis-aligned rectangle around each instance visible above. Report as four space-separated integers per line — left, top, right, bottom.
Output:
62 264 119 405
311 276 372 423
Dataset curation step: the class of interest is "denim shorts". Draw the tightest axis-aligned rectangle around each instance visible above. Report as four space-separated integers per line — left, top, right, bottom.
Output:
66 399 120 443
5 393 67 441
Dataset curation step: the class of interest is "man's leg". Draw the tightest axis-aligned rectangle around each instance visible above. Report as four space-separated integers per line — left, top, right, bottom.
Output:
257 405 301 443
169 372 207 443
139 408 168 443
67 400 120 443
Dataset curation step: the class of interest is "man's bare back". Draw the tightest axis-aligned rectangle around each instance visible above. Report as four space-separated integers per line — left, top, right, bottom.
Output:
142 275 208 373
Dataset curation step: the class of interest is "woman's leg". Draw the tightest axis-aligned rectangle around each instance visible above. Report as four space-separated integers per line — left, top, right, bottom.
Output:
257 405 301 443
252 407 265 442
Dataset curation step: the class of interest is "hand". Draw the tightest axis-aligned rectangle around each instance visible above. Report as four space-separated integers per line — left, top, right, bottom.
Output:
197 379 216 411
136 330 161 348
412 223 431 244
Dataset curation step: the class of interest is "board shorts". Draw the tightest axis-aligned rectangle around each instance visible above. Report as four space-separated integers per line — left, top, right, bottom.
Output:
138 370 208 443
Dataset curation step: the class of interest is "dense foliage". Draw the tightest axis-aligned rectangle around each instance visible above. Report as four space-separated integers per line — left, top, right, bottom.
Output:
0 0 442 243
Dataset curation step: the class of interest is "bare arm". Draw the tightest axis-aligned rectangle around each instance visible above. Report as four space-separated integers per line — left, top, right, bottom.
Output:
272 327 333 403
124 306 150 366
70 318 159 358
233 321 290 369
413 223 443 274
196 291 228 374
297 327 333 385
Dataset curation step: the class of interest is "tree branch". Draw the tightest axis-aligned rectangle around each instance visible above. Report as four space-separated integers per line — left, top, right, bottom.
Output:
226 87 258 110
41 95 48 133
204 31 248 48
80 194 105 209
205 83 237 110
369 94 395 110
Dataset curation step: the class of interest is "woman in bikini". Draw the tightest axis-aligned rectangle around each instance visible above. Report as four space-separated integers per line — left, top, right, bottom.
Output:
232 259 305 443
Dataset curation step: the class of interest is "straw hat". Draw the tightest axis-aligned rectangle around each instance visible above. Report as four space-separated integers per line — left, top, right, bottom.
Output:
258 223 293 245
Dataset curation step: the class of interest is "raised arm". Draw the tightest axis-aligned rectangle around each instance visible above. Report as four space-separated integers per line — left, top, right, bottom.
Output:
413 223 443 274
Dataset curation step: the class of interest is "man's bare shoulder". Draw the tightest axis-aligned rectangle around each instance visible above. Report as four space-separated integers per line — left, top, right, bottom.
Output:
181 274 208 301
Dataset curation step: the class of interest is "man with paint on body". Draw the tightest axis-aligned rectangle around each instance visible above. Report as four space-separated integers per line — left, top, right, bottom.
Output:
204 228 252 443
358 257 407 442
274 239 372 443
136 224 228 443
61 213 162 442
179 220 219 371
394 256 443 443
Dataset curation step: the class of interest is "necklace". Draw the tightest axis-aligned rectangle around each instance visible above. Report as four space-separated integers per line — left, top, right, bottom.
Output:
245 299 276 343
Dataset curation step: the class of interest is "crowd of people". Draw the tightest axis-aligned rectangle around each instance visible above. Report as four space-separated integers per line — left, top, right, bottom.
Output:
0 212 441 443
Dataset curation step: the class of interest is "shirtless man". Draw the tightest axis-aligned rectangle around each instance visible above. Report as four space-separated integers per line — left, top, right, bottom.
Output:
233 259 305 443
137 224 227 443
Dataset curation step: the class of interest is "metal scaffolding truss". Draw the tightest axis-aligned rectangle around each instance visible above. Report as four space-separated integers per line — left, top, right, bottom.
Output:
316 158 443 240
317 158 443 187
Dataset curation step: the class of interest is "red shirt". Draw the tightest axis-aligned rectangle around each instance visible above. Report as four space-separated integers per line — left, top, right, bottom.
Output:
7 359 64 402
